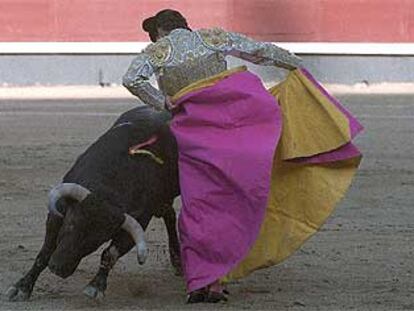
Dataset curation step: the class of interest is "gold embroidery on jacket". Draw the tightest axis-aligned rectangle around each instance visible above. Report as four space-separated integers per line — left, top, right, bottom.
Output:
145 39 172 67
198 28 229 49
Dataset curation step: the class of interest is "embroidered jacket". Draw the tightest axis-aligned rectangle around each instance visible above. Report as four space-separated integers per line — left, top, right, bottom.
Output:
123 28 302 110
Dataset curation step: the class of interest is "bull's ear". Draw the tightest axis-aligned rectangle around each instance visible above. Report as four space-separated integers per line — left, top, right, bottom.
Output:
54 197 70 216
48 183 90 217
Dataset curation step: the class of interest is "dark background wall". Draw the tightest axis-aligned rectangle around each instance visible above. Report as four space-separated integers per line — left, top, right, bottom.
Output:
0 0 412 85
0 0 412 42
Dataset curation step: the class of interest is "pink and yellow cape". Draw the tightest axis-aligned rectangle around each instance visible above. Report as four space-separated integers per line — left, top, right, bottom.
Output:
169 66 363 292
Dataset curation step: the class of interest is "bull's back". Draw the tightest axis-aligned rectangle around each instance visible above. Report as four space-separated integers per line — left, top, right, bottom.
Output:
63 106 178 213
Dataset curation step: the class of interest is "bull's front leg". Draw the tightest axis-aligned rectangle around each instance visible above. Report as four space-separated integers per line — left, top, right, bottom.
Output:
83 231 134 300
162 204 182 276
6 214 62 301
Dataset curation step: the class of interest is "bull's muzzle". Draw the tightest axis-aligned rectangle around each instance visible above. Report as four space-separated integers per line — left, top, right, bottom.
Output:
48 259 79 279
48 183 148 266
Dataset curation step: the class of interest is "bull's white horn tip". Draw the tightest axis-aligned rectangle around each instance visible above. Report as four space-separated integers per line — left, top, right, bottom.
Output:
137 243 148 265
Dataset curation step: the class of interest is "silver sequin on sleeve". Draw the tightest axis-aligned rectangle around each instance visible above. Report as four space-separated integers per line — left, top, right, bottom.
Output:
122 53 166 111
225 31 302 70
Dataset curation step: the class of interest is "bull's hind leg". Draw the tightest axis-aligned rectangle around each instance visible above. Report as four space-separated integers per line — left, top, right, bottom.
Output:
6 215 62 301
160 203 182 276
83 231 134 300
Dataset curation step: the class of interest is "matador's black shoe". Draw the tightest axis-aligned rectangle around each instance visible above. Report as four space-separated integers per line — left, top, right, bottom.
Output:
187 287 229 303
186 288 207 303
205 291 228 303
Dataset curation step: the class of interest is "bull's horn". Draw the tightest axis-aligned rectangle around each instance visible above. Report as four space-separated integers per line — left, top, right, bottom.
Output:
48 183 91 217
121 214 148 265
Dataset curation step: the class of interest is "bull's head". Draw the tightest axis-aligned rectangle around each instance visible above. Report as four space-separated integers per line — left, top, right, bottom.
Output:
46 183 147 278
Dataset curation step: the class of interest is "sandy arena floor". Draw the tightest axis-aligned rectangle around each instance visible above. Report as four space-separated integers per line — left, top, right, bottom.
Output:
0 94 413 310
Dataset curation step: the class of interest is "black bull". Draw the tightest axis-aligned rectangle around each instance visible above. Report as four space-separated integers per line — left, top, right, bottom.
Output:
6 106 181 301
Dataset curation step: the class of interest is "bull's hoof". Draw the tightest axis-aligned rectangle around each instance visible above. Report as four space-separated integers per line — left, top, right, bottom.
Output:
171 257 183 276
173 265 183 276
83 284 105 301
6 285 31 301
173 264 183 276
169 250 182 276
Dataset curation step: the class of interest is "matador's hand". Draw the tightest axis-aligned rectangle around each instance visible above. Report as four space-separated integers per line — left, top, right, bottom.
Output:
164 96 174 111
